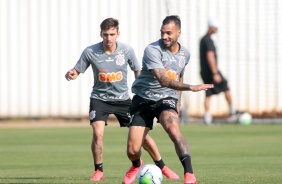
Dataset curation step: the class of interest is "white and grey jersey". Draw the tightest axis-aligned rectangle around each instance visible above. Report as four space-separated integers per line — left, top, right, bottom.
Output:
132 39 190 101
74 41 140 101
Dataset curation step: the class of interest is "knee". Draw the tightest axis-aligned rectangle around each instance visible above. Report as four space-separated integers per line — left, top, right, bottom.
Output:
93 130 104 142
127 144 141 158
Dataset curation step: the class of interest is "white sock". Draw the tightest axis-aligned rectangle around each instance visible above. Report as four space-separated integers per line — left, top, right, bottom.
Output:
204 112 212 124
230 105 236 115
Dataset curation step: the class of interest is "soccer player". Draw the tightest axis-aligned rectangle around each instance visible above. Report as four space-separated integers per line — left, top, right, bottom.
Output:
199 19 240 124
65 18 178 181
123 15 213 184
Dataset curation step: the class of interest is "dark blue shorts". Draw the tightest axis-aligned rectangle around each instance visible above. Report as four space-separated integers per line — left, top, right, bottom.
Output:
129 95 178 129
89 98 131 127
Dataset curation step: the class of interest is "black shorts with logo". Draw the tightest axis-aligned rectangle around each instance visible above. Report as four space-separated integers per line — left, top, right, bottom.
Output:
89 98 131 127
129 95 178 129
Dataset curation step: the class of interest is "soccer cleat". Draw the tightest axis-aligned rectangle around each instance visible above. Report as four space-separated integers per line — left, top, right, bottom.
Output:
230 110 244 116
89 170 104 181
161 166 179 179
123 159 144 184
184 172 197 184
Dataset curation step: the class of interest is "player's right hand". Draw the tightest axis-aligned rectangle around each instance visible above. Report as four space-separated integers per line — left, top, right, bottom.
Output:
65 69 79 81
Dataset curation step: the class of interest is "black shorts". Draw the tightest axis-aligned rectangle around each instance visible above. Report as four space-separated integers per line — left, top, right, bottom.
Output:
200 71 229 97
89 98 131 127
129 95 178 129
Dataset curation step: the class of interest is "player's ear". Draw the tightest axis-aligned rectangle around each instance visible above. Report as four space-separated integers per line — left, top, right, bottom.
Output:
117 31 120 38
178 29 181 37
100 31 102 38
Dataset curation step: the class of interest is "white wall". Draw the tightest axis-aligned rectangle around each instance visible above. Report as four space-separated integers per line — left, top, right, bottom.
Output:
0 0 281 118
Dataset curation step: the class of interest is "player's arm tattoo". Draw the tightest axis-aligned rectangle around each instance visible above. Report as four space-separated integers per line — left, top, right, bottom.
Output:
151 68 191 91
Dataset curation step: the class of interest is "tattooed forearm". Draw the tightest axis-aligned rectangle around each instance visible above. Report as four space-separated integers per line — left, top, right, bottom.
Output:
152 68 191 91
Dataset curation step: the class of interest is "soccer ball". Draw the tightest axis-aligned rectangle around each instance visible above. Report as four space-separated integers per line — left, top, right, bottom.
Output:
238 112 252 125
137 164 163 184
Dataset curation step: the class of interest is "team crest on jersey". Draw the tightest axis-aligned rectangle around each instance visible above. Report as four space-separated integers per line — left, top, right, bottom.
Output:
89 110 96 120
115 54 125 66
178 56 186 68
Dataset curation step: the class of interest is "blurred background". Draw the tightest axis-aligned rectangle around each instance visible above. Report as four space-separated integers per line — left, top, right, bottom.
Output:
0 0 281 121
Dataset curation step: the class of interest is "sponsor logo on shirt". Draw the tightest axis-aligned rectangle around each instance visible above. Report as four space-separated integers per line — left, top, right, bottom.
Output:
166 70 179 81
99 94 124 100
115 54 125 66
145 91 168 98
170 57 177 62
99 71 123 82
106 57 114 62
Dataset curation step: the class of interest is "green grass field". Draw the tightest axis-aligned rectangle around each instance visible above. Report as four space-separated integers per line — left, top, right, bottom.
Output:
0 123 282 184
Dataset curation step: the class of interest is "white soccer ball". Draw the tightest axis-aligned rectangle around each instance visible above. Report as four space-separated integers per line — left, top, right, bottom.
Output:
238 112 252 125
137 164 163 184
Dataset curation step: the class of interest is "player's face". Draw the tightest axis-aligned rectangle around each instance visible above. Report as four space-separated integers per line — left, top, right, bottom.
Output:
101 27 120 49
160 22 180 48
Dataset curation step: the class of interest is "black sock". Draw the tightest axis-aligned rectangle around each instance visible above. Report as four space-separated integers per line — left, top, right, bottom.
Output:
95 163 103 172
154 158 165 170
179 154 193 174
132 158 141 167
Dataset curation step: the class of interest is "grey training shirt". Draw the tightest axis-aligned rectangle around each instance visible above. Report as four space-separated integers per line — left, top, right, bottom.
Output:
132 39 190 101
74 41 140 101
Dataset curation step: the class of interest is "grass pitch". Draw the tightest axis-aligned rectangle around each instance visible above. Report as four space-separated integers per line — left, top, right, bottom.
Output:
0 123 281 184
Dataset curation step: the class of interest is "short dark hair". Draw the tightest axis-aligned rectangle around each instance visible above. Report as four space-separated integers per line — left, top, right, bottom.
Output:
100 18 119 32
162 15 181 29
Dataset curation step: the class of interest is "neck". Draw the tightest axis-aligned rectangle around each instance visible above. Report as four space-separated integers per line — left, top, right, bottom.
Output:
103 43 117 54
168 43 180 54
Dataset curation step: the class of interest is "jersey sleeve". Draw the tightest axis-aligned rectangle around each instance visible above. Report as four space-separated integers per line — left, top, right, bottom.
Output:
74 48 91 73
206 38 215 51
127 46 141 71
143 45 164 70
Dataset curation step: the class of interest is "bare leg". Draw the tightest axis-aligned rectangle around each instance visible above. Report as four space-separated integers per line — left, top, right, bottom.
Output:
159 110 190 156
225 89 237 115
224 89 233 106
126 126 149 161
142 134 161 161
91 121 105 164
159 109 195 176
